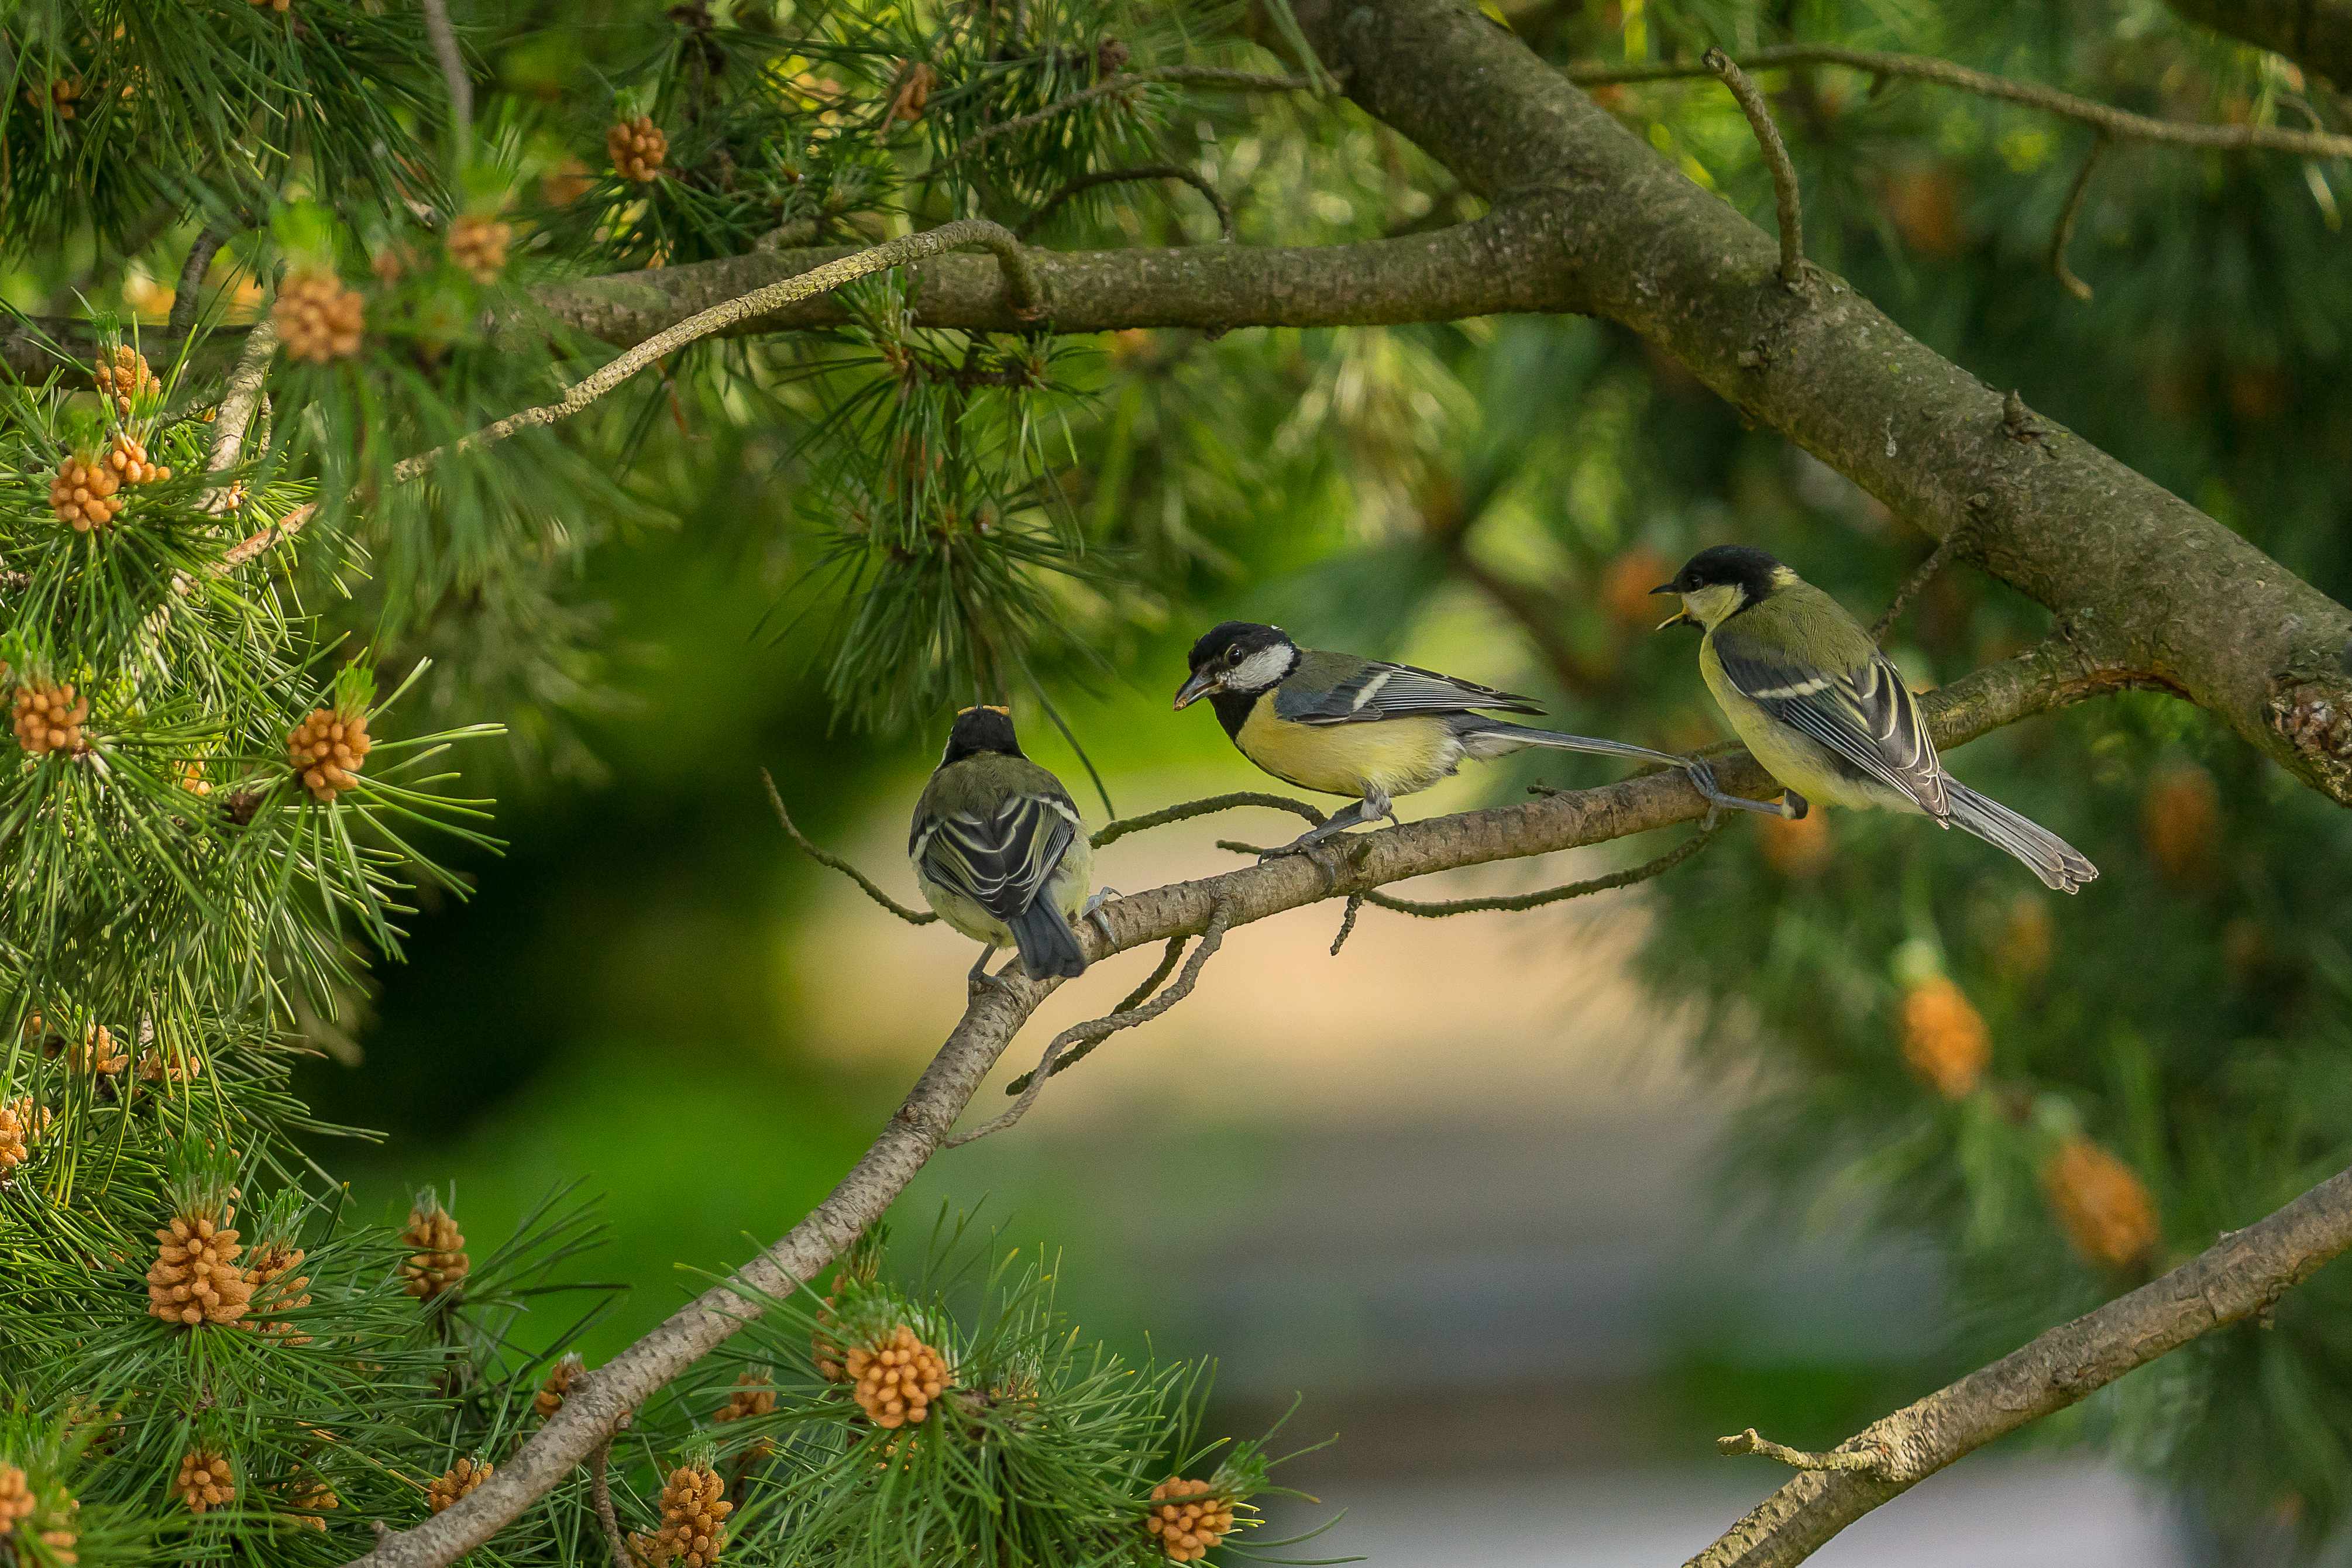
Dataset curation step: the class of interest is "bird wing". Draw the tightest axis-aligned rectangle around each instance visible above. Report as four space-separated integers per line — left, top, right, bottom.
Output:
1277 656 1545 726
912 788 1081 922
1711 629 1950 817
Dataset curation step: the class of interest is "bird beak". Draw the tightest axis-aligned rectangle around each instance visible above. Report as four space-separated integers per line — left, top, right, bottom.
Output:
1172 669 1219 711
1649 583 1690 631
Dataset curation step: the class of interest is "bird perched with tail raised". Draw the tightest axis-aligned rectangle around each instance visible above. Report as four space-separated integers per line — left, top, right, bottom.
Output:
910 705 1099 985
1652 544 2097 892
1175 621 1691 858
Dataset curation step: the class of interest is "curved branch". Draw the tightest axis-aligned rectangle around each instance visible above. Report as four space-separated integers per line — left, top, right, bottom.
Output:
1703 49 1806 286
1689 1163 2352 1567
2048 135 2111 302
1568 45 2352 160
338 642 2143 1568
762 769 938 926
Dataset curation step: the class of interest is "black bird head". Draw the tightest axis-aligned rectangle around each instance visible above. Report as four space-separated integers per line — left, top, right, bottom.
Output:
941 704 1024 764
1174 622 1298 709
1650 545 1789 629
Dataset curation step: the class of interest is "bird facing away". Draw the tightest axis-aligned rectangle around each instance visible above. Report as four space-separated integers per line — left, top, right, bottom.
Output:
909 705 1096 984
1653 544 2097 893
1174 621 1689 857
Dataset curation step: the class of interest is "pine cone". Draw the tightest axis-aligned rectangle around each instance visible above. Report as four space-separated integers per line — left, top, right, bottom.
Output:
1995 894 2055 982
147 1202 253 1326
180 759 215 798
245 1243 312 1340
426 1456 492 1514
811 1288 850 1383
845 1325 949 1429
1601 546 1676 630
284 1478 338 1529
402 1203 469 1299
536 1353 584 1418
68 1024 128 1074
541 156 594 206
644 1464 732 1567
446 215 513 284
274 271 367 363
2141 762 2220 886
1757 809 1832 879
93 345 161 414
25 78 81 119
883 61 937 128
13 681 90 755
1899 976 1989 1100
287 706 373 802
711 1370 774 1425
137 1044 205 1085
174 1449 236 1514
0 1463 31 1527
49 455 123 531
251 0 293 11
2042 1136 2159 1271
0 1095 53 1172
1146 1478 1235 1563
607 116 668 181
105 431 173 487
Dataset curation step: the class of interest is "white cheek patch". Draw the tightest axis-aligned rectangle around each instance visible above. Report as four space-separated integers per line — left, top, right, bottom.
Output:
1230 646 1294 690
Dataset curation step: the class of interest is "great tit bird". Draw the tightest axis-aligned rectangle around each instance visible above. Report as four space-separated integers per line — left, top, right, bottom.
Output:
1653 545 2097 893
910 706 1098 984
1174 621 1690 856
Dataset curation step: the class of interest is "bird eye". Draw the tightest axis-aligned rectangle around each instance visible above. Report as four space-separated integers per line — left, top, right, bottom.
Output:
1225 647 1243 666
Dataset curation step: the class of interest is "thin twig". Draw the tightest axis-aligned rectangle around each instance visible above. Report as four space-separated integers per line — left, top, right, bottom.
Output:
1716 1428 1890 1476
1113 936 1188 1013
1704 49 1806 287
1017 164 1236 242
761 769 938 926
1568 46 2352 161
1870 528 1969 643
166 229 228 340
943 67 1315 167
202 319 277 506
1089 792 1325 849
420 0 473 154
391 222 1044 484
1327 892 1366 955
587 1433 632 1568
214 503 319 576
2049 134 2110 302
978 901 1235 1122
1361 817 1721 916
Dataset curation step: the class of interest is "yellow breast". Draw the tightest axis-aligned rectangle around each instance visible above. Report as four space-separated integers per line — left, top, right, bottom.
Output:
1233 700 1460 798
1698 636 1885 811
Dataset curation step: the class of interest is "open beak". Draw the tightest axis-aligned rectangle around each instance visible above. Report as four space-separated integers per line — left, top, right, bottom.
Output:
1649 583 1690 631
1172 669 1220 711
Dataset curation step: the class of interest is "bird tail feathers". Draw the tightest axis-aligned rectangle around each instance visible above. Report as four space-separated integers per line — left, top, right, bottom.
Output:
1458 719 1682 770
1944 782 2098 894
1008 900 1088 980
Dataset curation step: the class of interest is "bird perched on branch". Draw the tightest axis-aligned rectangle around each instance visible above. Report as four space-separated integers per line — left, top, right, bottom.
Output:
1652 545 2097 893
910 705 1101 986
1174 621 1690 858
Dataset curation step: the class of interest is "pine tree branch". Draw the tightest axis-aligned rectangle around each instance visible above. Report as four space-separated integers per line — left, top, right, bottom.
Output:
338 643 2143 1568
1689 1164 2352 1568
1703 49 1806 287
762 769 938 926
166 229 229 340
1566 45 2352 159
2048 135 2111 302
419 0 473 155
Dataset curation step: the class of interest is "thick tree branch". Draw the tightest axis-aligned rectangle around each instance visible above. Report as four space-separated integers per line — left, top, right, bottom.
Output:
2165 0 2352 91
339 644 2137 1568
1690 1163 2352 1567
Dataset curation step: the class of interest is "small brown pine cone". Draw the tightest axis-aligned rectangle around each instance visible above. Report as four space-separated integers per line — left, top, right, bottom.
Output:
542 156 594 206
607 116 668 181
180 758 215 798
536 1353 584 1418
245 1244 312 1341
137 1044 205 1085
426 1456 492 1514
882 61 937 128
49 455 123 531
287 706 373 803
13 681 90 755
844 1325 949 1429
0 1095 53 1172
0 1463 31 1527
1757 809 1832 879
711 1370 775 1425
68 1024 128 1074
811 1289 850 1383
402 1204 469 1299
174 1449 236 1514
284 1478 338 1529
26 77 81 120
2141 762 2220 886
446 215 513 284
274 270 367 363
1899 976 1989 1101
106 431 173 487
1146 1478 1236 1564
648 1464 733 1567
1095 37 1130 74
252 0 293 11
93 345 161 414
1600 546 1676 630
147 1203 253 1327
2042 1136 2159 1271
